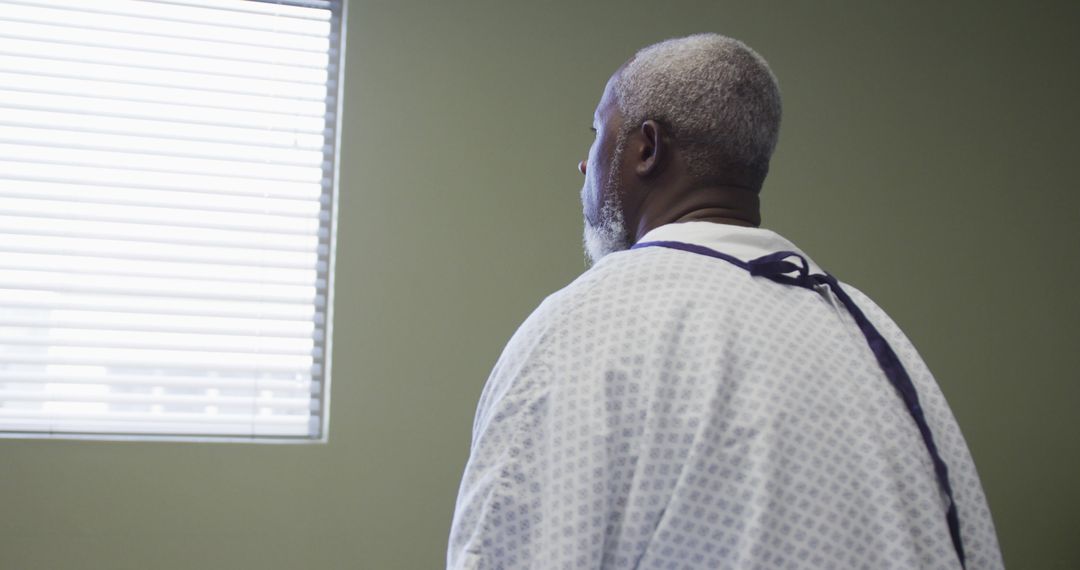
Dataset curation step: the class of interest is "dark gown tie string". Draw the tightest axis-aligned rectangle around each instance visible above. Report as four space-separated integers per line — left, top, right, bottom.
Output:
631 240 966 569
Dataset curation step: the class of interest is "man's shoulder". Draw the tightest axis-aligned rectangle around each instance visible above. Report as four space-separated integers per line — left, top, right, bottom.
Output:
557 245 745 298
503 251 653 347
510 247 753 355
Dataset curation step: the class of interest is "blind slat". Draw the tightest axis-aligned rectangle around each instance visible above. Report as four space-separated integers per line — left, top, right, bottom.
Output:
145 0 334 21
0 409 311 425
0 21 330 67
1 233 319 264
0 271 321 304
0 229 319 254
0 54 329 100
1 315 315 339
0 371 314 390
0 251 321 286
5 1 332 38
4 353 317 374
0 164 324 200
4 344 317 360
0 188 322 218
0 14 330 54
0 144 324 182
0 125 326 167
0 419 313 437
0 229 319 256
0 422 313 440
0 107 327 151
0 37 330 81
0 329 317 354
0 198 321 234
0 96 328 133
0 291 323 320
0 80 328 121
2 391 314 410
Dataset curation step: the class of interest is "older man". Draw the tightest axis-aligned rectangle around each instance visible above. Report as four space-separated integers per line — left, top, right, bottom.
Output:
448 34 1003 569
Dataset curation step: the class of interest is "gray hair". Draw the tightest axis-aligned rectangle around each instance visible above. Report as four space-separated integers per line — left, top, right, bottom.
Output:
612 33 782 188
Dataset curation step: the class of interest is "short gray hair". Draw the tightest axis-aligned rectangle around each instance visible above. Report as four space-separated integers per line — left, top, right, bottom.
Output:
613 33 782 188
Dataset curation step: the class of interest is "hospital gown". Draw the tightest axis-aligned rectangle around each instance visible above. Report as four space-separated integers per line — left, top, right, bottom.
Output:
448 221 1003 569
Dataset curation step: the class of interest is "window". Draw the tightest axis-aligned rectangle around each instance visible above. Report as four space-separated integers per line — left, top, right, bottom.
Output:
0 0 346 441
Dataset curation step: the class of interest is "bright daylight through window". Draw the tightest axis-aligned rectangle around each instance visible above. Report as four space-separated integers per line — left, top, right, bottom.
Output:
0 0 345 441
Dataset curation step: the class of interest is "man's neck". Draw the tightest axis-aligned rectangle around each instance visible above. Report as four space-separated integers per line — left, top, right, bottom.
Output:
633 184 762 242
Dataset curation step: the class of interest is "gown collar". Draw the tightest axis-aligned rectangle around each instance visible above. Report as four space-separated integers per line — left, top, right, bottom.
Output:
637 221 827 275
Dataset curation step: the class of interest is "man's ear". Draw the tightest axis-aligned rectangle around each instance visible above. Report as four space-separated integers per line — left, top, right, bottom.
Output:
635 119 663 178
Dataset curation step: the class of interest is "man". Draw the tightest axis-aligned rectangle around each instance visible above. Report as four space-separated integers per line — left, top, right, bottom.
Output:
448 33 1003 569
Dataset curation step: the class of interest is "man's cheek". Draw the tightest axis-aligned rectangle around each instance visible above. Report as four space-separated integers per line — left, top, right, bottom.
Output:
581 186 597 225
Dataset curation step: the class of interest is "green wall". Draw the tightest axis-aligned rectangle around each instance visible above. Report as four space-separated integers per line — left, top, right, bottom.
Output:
3 0 1077 568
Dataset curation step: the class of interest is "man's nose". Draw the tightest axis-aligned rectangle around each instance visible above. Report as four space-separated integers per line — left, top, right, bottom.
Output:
578 160 587 175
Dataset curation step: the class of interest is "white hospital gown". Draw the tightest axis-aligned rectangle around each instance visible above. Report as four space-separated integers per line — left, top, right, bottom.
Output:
448 221 1003 569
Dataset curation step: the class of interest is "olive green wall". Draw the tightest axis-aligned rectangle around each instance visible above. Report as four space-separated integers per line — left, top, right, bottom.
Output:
2 0 1077 568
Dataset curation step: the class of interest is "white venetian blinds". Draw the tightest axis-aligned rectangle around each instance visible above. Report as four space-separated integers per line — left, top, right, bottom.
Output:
0 0 344 440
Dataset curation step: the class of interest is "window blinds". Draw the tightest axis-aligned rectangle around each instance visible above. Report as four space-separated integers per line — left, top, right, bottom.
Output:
0 0 344 440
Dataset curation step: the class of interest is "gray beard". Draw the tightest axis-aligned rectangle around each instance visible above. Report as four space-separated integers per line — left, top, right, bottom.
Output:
582 193 631 265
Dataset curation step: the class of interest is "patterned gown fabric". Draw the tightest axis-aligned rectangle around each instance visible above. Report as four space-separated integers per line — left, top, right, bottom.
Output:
447 222 1003 570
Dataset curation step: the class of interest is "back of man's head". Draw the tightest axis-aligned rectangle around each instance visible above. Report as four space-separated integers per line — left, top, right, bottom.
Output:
613 33 782 191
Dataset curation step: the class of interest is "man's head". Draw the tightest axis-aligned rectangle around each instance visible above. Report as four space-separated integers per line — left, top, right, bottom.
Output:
580 33 782 264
